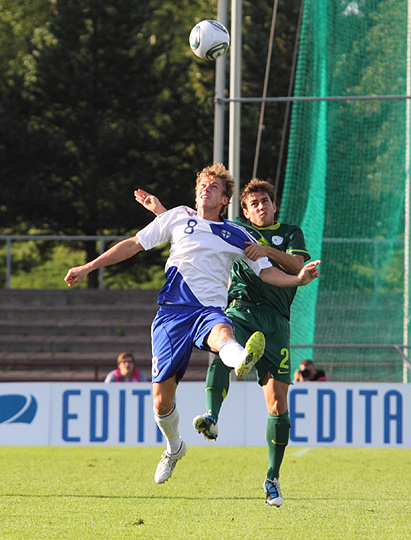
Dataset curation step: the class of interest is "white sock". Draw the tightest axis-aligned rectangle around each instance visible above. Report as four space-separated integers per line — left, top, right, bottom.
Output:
154 403 182 454
218 339 244 368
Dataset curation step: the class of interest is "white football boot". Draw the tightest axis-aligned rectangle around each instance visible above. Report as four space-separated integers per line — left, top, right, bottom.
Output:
154 441 187 484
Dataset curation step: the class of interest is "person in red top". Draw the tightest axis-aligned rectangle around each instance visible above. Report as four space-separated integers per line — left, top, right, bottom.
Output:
104 351 147 383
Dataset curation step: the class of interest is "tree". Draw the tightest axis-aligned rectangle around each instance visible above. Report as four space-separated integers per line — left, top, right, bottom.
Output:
0 0 303 287
240 0 301 195
0 0 50 83
0 0 52 235
1 0 218 287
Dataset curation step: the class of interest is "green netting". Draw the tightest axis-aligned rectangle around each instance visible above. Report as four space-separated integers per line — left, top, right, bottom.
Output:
279 0 411 381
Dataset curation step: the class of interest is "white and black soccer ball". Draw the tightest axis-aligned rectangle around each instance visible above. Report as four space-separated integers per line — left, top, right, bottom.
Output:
189 20 230 61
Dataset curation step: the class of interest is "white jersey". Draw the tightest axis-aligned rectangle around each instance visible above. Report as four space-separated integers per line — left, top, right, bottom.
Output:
137 206 272 309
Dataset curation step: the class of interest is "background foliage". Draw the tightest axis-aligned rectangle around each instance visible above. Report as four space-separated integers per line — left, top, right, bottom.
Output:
0 0 300 288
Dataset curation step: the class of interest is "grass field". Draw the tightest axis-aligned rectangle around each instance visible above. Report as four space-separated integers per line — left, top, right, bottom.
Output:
1 446 410 539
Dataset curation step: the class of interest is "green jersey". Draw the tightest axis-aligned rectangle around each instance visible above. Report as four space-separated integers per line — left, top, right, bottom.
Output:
228 218 310 319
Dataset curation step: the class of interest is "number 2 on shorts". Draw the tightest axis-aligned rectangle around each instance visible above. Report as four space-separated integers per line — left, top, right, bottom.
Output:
278 348 290 374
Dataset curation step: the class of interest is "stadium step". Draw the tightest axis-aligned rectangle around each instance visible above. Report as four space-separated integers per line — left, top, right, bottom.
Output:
0 320 148 337
0 289 210 382
0 334 152 353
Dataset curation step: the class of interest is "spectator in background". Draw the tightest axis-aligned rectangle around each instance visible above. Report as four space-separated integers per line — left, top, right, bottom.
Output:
105 351 147 383
293 359 327 382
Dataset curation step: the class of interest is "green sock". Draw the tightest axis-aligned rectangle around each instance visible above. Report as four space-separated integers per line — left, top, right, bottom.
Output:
266 411 291 480
205 356 231 422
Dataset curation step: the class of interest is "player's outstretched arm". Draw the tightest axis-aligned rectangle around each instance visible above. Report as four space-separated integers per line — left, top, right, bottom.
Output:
64 237 143 287
259 260 321 288
298 260 321 284
134 189 167 216
244 241 304 274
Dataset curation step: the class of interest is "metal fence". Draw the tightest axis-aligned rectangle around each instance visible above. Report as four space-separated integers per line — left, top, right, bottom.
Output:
0 234 128 289
292 344 411 382
0 234 400 290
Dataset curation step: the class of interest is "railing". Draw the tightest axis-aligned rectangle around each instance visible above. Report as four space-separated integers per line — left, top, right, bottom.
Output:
0 234 128 289
0 344 409 383
0 234 401 290
1 236 410 382
0 359 114 382
293 343 411 367
291 344 411 383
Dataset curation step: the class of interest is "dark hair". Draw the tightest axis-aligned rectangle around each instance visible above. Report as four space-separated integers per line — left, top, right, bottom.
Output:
300 359 314 368
240 178 276 209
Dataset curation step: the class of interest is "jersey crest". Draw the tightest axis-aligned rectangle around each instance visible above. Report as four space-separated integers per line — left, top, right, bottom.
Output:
137 206 271 309
209 221 255 250
271 235 284 246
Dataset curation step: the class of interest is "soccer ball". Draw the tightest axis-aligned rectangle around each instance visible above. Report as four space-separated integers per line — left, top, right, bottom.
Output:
189 20 230 61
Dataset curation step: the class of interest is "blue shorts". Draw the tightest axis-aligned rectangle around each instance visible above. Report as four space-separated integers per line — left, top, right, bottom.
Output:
151 304 234 383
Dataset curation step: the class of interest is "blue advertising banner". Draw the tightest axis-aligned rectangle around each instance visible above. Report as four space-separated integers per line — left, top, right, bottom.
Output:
0 382 409 447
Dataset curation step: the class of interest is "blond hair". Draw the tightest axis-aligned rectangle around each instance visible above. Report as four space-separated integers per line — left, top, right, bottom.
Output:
117 351 135 366
195 162 235 215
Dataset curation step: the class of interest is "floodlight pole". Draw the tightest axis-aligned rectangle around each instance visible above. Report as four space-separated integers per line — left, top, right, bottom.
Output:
214 0 228 164
404 0 411 383
214 0 242 219
228 0 242 220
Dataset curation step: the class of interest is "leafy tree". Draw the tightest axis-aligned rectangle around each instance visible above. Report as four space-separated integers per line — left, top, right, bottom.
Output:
240 0 301 196
1 0 218 286
0 0 303 287
0 0 52 236
0 0 50 84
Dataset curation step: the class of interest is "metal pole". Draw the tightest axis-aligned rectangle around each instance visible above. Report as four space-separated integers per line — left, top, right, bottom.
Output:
210 0 229 368
219 94 411 103
213 0 228 164
228 0 242 220
98 238 105 289
404 0 411 383
6 237 12 289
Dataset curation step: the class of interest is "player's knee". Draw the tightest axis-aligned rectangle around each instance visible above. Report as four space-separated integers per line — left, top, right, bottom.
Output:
267 396 288 415
153 396 174 416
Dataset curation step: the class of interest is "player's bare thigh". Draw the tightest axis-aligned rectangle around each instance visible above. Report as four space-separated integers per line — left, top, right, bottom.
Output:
261 373 289 415
206 322 235 353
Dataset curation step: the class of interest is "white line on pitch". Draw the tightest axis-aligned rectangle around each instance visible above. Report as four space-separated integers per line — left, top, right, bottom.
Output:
292 447 312 458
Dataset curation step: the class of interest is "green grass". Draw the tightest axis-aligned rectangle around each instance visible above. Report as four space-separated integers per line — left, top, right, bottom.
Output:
0 446 410 539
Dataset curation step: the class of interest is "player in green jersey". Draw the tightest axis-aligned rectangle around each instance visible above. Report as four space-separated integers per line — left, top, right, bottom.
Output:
135 179 311 507
194 179 309 507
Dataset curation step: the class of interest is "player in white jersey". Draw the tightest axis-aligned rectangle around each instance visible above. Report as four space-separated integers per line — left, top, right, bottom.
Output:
137 204 273 309
64 162 321 485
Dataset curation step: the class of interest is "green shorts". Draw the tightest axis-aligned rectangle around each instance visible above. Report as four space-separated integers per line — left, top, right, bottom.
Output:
226 300 291 385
